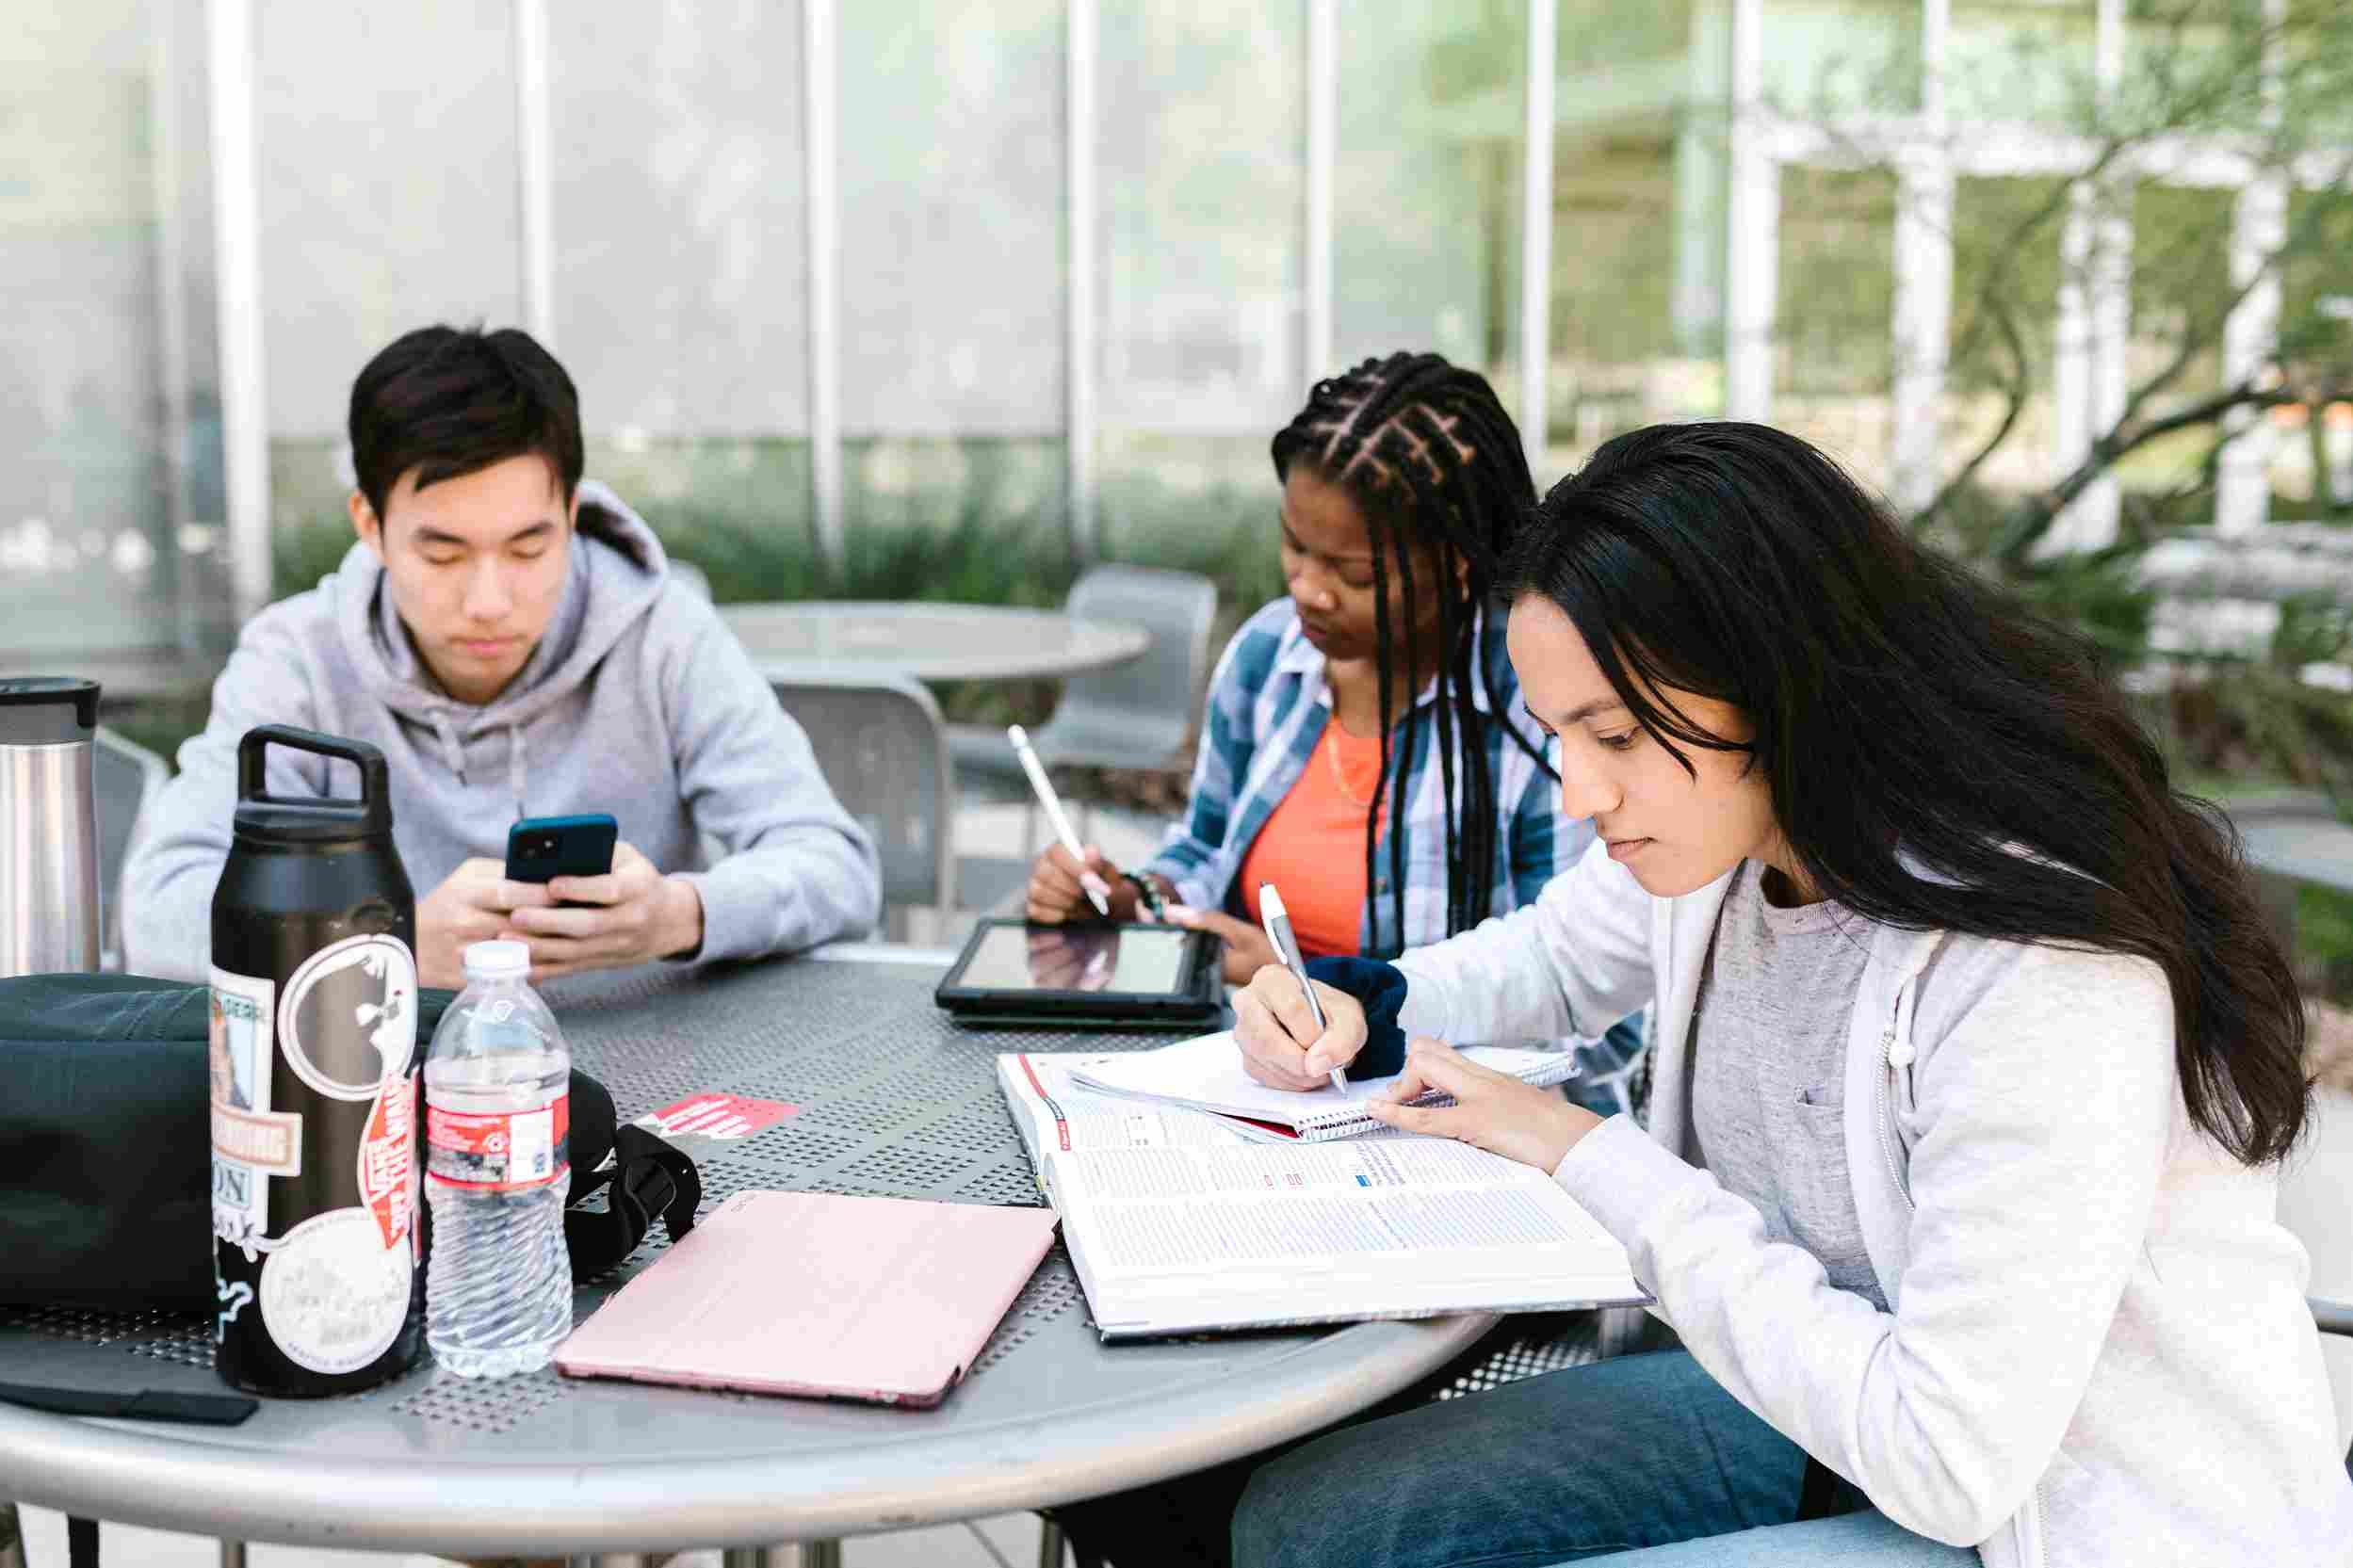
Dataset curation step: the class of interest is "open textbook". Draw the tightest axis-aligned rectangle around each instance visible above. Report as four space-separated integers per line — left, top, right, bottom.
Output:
1068 1028 1583 1142
997 1052 1648 1340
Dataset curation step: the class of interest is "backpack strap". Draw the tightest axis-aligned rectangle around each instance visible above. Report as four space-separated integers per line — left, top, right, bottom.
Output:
563 1124 702 1278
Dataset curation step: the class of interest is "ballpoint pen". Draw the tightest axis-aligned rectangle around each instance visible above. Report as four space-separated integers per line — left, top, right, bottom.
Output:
1008 724 1112 918
1258 881 1348 1094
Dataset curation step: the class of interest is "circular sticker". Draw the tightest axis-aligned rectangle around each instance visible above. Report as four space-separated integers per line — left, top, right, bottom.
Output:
279 934 417 1103
258 1206 414 1375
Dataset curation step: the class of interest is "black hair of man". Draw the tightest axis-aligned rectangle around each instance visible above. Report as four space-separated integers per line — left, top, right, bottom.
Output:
1270 351 1554 952
348 325 584 525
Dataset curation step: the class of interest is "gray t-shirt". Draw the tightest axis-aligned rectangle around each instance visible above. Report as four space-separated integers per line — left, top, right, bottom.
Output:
1689 860 1887 1309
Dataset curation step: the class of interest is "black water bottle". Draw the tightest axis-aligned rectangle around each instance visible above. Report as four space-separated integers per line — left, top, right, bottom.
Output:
209 725 425 1397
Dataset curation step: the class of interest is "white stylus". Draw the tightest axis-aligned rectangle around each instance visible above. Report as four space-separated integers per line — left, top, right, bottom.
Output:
1259 883 1347 1094
1009 724 1112 917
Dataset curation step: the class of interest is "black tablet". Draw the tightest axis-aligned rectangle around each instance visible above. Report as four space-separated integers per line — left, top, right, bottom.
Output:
934 919 1225 1029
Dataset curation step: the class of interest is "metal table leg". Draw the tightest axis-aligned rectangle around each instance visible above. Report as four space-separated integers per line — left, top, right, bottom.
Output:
721 1551 787 1568
218 1543 247 1568
0 1501 24 1568
801 1543 842 1568
1037 1518 1067 1568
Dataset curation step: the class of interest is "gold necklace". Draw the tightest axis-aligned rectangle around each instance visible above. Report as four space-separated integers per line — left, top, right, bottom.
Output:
1324 725 1380 808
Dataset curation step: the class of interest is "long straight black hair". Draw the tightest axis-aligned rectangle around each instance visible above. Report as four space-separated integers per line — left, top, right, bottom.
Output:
1502 421 2309 1165
1272 352 1552 950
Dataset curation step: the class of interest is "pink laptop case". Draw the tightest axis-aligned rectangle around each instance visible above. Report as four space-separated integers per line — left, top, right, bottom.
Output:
555 1189 1060 1407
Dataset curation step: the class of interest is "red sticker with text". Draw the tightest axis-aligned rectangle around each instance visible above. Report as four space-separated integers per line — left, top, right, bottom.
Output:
632 1093 798 1143
426 1094 570 1191
356 1070 417 1252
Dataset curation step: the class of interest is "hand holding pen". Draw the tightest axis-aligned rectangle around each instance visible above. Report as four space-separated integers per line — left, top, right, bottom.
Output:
1012 725 1167 924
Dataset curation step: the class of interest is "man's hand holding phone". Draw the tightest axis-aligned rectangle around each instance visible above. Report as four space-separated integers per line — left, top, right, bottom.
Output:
501 841 705 979
416 859 557 989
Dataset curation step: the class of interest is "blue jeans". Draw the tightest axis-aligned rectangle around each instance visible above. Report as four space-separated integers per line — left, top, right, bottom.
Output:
1231 1350 1975 1568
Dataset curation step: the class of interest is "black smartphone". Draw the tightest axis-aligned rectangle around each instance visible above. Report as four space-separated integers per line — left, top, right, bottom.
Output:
505 813 619 890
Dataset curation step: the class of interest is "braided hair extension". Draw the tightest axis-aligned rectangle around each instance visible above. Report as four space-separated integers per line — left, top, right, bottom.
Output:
1270 351 1553 952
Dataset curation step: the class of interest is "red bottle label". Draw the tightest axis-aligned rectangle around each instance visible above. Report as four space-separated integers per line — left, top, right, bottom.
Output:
426 1094 570 1191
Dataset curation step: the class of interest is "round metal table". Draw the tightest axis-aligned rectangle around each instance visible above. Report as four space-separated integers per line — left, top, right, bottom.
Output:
716 603 1150 685
0 947 1491 1560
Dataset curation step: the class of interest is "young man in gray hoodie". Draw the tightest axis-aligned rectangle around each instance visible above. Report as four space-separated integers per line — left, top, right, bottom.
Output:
124 325 881 988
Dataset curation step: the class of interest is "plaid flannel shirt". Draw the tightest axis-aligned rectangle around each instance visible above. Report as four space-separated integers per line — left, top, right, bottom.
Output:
1144 598 1645 1112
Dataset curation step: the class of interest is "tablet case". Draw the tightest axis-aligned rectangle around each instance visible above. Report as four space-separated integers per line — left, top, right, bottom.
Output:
554 1190 1060 1407
933 918 1224 1026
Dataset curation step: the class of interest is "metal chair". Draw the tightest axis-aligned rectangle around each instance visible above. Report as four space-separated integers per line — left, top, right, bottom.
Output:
771 674 953 941
951 564 1219 855
90 726 168 973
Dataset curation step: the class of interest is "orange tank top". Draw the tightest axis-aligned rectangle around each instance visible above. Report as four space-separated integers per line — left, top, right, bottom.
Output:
1238 720 1390 959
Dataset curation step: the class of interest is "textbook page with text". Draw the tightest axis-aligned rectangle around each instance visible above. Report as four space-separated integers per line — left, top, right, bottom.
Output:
998 1052 1647 1339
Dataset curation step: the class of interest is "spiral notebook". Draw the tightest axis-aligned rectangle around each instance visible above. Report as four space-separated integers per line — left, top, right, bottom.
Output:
1067 1030 1582 1143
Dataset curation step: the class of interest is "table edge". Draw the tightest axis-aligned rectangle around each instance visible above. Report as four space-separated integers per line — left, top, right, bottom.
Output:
0 1312 1496 1553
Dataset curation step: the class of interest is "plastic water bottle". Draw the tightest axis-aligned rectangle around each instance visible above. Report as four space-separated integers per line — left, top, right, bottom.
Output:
424 940 571 1377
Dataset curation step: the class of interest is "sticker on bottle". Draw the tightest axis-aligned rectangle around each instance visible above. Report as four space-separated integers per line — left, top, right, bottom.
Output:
279 934 418 1103
356 1069 417 1253
258 1205 414 1375
209 968 299 1260
426 1094 570 1191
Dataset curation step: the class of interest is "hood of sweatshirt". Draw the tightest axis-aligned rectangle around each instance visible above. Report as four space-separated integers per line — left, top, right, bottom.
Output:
319 478 671 816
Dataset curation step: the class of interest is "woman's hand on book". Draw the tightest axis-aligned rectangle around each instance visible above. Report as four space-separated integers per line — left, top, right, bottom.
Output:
1233 971 1366 1090
1366 1037 1603 1172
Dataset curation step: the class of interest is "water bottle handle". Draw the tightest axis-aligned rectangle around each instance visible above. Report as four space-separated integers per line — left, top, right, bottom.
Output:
237 724 394 832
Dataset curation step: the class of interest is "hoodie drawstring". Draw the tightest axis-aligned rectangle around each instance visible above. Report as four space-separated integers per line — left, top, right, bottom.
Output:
508 723 528 820
431 712 465 786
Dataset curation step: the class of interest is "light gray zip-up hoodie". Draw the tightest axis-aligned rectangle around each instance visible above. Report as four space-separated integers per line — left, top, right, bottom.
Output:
1394 837 2353 1568
123 482 880 979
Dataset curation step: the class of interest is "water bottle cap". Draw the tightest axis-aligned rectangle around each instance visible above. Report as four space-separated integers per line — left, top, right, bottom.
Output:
462 940 530 979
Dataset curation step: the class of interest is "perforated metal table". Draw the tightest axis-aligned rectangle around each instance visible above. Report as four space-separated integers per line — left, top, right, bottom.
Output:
717 603 1150 685
0 946 1491 1561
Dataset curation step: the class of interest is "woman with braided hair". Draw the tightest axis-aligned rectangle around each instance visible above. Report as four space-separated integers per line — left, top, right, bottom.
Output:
1025 350 1644 1112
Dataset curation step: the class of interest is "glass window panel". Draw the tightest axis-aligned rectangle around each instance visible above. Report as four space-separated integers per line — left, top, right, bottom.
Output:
549 3 806 441
253 1 520 498
1945 172 2069 505
1095 1 1301 586
1762 0 1922 119
545 4 810 577
1775 165 1897 478
1951 2 2098 130
0 0 221 662
836 2 1063 553
1549 0 1721 468
1334 2 1526 422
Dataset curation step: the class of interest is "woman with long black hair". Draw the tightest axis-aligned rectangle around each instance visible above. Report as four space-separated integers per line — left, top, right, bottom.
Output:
1227 422 2353 1566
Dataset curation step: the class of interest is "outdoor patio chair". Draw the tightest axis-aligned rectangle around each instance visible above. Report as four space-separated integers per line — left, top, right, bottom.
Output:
91 726 168 972
771 674 953 941
951 563 1218 866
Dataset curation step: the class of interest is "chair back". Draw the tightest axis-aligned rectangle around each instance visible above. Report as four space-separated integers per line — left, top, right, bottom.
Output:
2281 1084 2353 1460
91 727 169 971
770 675 954 926
1042 565 1218 765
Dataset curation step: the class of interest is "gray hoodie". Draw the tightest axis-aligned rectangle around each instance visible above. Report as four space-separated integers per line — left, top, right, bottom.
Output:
123 481 880 979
